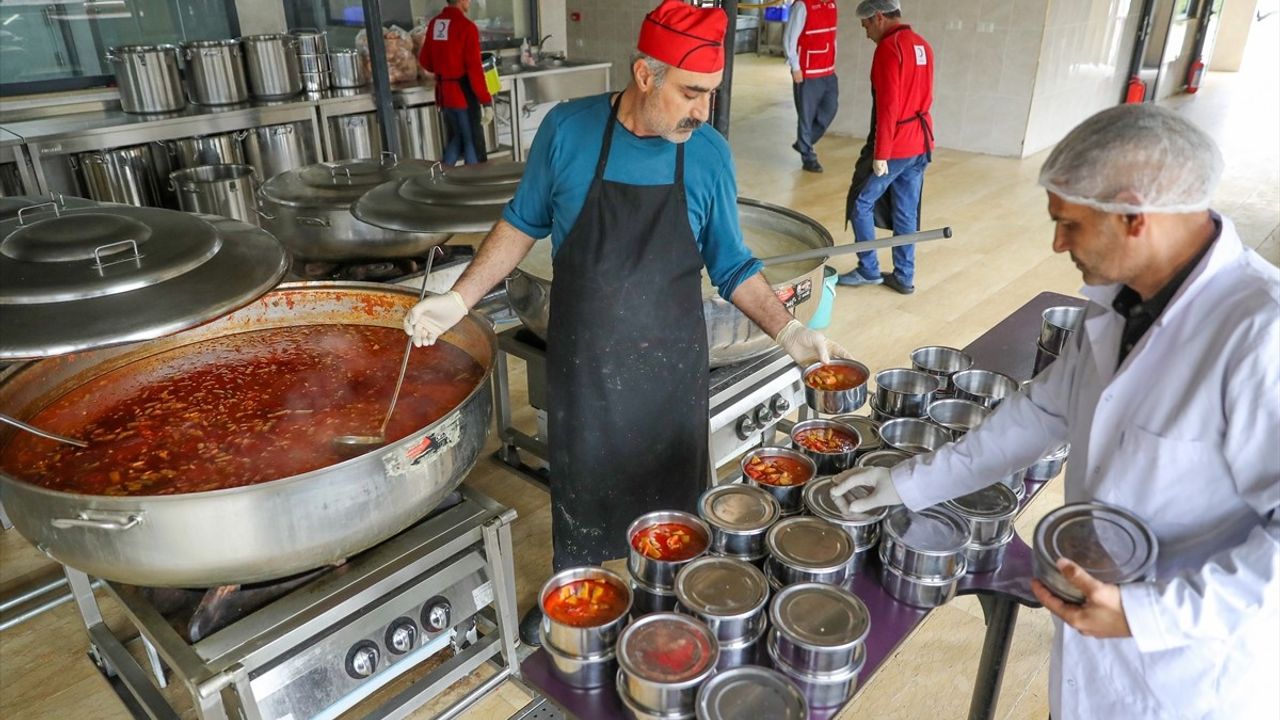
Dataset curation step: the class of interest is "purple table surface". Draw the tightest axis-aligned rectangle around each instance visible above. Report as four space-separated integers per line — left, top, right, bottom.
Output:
522 291 1085 718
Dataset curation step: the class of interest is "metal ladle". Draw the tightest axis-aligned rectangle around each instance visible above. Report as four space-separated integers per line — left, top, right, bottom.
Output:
332 246 445 453
0 413 89 448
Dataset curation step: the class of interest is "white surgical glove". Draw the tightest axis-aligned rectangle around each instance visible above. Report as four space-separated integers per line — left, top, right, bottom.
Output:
775 319 850 366
403 291 468 347
481 105 495 126
872 159 889 177
828 467 900 514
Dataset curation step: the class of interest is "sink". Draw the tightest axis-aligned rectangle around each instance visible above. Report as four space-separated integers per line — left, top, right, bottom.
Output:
517 63 609 104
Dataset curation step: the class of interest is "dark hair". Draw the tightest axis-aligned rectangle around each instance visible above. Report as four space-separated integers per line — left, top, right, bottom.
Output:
884 10 902 18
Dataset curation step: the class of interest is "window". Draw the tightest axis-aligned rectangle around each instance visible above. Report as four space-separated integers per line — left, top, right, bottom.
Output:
0 0 240 96
284 0 535 50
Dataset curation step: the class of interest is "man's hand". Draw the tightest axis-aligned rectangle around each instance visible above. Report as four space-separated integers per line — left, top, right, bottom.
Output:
481 105 495 126
872 159 889 176
403 291 469 347
1031 559 1133 639
775 319 850 365
792 69 804 84
828 467 899 514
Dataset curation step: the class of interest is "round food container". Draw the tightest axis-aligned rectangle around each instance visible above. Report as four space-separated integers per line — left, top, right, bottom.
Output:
943 483 1019 546
877 548 965 608
769 582 869 674
630 572 679 616
926 398 991 440
618 612 719 716
856 448 913 469
802 359 870 414
873 368 941 417
963 527 1014 574
1023 443 1069 481
910 345 974 394
1034 502 1157 603
868 398 896 422
674 556 770 644
542 640 616 689
880 506 971 580
628 510 712 589
617 670 695 720
1033 342 1059 375
877 417 951 455
790 418 861 474
698 483 780 559
1039 305 1085 354
696 666 807 720
766 633 866 709
803 476 887 549
765 516 856 587
832 415 883 456
741 447 816 515
951 369 1020 409
539 566 632 657
713 620 766 671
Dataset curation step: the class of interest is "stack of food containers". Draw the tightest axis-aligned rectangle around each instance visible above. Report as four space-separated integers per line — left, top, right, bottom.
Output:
698 484 780 565
764 516 856 590
765 583 870 710
617 613 720 719
950 368 1020 409
627 511 711 615
1024 442 1070 483
1035 305 1085 375
878 506 971 607
943 483 1020 573
925 397 990 441
695 667 808 720
803 477 886 573
789 418 861 475
538 567 632 688
675 556 770 669
869 367 941 422
740 447 816 516
909 345 974 397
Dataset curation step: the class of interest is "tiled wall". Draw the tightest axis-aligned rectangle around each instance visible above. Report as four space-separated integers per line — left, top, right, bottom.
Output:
564 0 652 91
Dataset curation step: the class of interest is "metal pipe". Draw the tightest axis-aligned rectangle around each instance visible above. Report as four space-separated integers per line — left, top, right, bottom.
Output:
362 0 403 158
0 575 67 612
967 596 1020 720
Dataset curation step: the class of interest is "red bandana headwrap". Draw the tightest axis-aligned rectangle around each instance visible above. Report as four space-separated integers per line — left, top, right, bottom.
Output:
637 0 727 73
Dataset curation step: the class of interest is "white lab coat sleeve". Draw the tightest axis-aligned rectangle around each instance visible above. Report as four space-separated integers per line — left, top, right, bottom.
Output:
1121 310 1280 652
892 338 1078 511
783 2 806 72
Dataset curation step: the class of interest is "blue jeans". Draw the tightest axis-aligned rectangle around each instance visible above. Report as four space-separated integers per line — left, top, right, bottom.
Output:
442 106 479 166
852 153 928 285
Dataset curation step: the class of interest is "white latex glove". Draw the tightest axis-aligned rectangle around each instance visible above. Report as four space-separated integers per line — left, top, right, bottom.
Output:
828 467 900 514
775 319 850 366
403 291 468 347
872 159 889 177
481 105 495 126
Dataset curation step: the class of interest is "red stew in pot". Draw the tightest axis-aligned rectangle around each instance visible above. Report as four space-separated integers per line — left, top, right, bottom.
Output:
543 578 629 627
805 364 866 391
0 325 483 496
631 522 707 561
744 454 812 487
793 426 859 454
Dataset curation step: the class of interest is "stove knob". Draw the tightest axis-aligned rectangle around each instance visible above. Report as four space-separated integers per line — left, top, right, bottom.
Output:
771 396 791 415
753 404 774 425
735 416 758 440
386 618 417 655
421 596 452 633
345 642 380 679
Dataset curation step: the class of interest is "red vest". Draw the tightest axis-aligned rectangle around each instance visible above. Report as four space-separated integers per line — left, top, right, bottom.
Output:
796 0 838 79
419 6 492 109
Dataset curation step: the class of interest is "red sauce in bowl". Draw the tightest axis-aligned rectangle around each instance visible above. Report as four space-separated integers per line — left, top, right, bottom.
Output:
805 363 866 391
631 522 707 561
543 578 629 627
794 427 859 454
744 454 813 487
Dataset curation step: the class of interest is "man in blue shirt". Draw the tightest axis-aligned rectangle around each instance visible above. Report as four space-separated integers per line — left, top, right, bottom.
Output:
403 0 847 647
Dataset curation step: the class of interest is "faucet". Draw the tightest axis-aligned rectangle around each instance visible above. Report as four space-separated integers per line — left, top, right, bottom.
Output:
535 34 556 61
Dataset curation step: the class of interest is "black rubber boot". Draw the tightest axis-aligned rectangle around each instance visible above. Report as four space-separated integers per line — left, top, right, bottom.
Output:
519 605 543 647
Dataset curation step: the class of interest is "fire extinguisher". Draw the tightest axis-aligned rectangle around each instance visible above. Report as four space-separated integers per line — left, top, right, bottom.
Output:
1186 58 1205 94
1125 75 1146 104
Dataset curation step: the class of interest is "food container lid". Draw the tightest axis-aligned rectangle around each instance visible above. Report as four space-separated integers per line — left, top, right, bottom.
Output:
1034 502 1157 584
0 206 286 360
768 582 870 650
698 483 780 534
352 160 527 233
695 666 807 720
674 557 768 619
882 506 971 555
944 483 1019 521
833 415 882 452
804 477 889 527
618 612 718 686
856 448 911 468
260 157 439 208
765 517 854 572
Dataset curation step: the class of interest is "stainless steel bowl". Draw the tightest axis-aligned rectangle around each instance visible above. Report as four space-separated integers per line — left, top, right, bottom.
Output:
766 634 865 709
877 417 951 455
880 506 970 580
698 483 780 559
1040 305 1085 354
943 483 1019 546
963 528 1014 574
802 359 870 415
630 572 679 617
768 583 869 674
951 369 1020 409
741 447 816 515
878 550 965 608
802 476 886 550
765 517 856 587
873 368 941 417
790 418 861 474
926 398 991 440
1033 342 1059 375
539 566 633 657
628 510 712 589
1023 444 1069 481
618 613 719 716
855 448 913 469
910 345 974 393
617 670 696 720
674 556 770 644
542 640 617 689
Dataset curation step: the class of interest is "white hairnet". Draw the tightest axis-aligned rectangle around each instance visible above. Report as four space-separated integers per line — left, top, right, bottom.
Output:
855 0 901 19
1038 104 1223 215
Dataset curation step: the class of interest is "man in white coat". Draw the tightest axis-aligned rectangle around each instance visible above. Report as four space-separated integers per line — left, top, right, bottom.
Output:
833 103 1279 719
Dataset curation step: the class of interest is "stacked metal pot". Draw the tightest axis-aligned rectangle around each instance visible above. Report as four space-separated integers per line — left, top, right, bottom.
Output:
694 667 808 720
617 613 720 719
765 583 870 710
944 483 1020 573
1035 305 1085 374
697 483 781 565
626 511 711 615
878 506 971 608
764 517 857 590
538 567 632 690
674 557 770 670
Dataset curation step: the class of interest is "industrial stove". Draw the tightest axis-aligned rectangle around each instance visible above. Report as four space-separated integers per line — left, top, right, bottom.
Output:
64 486 541 720
491 327 814 485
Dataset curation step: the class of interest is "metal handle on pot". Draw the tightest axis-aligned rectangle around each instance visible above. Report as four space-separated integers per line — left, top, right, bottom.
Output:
92 239 145 271
758 226 953 266
297 215 331 227
16 202 62 225
379 150 398 166
51 513 143 531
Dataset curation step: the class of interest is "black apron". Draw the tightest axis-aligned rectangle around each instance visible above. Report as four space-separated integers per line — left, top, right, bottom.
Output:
843 91 932 231
436 75 489 164
545 95 709 570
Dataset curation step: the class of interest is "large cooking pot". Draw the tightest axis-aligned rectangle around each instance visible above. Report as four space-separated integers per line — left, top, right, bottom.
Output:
107 44 186 114
71 145 164 207
241 33 303 99
507 198 833 368
182 39 250 106
0 282 496 587
243 122 313 182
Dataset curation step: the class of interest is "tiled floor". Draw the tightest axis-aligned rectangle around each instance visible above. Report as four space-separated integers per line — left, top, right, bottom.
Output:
1 38 1275 720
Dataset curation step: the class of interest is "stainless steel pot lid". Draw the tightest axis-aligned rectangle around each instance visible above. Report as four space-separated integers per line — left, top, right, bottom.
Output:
260 158 439 208
674 556 768 618
0 210 287 360
832 415 882 452
352 161 526 233
695 666 807 720
804 477 889 526
944 483 1019 521
698 483 780 534
0 195 99 221
768 582 870 650
766 517 854 572
618 612 718 686
855 448 911 468
882 506 971 555
1034 502 1157 584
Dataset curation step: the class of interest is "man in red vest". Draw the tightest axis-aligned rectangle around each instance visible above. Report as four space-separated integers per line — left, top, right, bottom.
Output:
419 0 493 166
784 0 839 173
837 0 933 295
